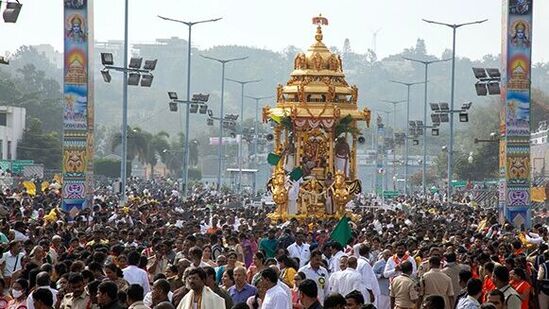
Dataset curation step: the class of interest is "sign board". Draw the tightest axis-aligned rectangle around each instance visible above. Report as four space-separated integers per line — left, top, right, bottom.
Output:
383 190 399 198
0 160 34 174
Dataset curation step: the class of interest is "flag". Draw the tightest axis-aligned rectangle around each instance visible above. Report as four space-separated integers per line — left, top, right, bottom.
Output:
330 215 352 247
22 181 36 196
267 153 281 166
289 167 303 181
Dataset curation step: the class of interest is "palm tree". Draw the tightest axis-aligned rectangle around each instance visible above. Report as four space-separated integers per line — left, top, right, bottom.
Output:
144 131 171 178
111 126 149 164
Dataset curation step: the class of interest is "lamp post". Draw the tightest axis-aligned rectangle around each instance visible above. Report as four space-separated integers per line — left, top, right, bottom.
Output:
226 78 261 198
157 15 221 196
245 95 274 195
201 55 248 190
402 57 451 195
99 1 158 205
381 99 406 191
389 80 424 195
423 18 487 203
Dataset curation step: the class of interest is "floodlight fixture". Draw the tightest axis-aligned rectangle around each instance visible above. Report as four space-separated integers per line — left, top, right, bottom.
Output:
190 103 199 114
459 112 469 122
475 82 487 96
431 114 441 124
128 72 141 86
140 74 154 87
440 113 450 123
486 68 501 79
472 67 487 79
207 118 214 126
192 93 210 102
3 1 22 23
0 56 9 65
101 53 114 66
461 102 473 110
409 121 416 127
430 103 440 112
432 128 439 136
169 102 178 112
168 92 178 100
207 109 213 117
143 59 158 71
413 139 419 145
100 69 111 83
129 57 143 69
439 102 449 112
199 104 208 114
487 82 501 95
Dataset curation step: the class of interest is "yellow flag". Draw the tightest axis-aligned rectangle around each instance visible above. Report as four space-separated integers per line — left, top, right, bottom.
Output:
22 181 36 196
41 181 50 192
53 174 63 184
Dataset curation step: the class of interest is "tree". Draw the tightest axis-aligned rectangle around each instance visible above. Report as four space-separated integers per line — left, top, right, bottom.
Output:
111 127 149 163
144 131 171 178
17 118 62 169
454 142 498 181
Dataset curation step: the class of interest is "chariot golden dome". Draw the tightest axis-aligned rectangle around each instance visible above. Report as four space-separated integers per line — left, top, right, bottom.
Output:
267 14 370 123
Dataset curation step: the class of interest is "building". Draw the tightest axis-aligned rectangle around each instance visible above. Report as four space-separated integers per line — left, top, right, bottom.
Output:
531 121 548 177
0 106 26 160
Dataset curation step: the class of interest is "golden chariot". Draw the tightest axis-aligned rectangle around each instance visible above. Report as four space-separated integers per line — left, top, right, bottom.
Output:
263 15 371 221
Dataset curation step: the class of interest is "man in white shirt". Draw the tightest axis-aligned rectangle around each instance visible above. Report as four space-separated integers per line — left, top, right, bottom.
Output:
123 251 151 294
0 241 25 286
329 242 346 274
12 222 29 242
259 268 290 309
287 231 310 269
356 244 380 304
329 256 369 302
383 242 416 280
299 250 330 304
27 272 58 309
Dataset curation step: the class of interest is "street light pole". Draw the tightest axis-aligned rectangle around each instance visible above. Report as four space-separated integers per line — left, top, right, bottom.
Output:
226 78 261 198
120 0 129 204
158 15 222 197
390 80 424 195
201 55 248 190
423 18 487 203
402 57 451 195
382 99 406 192
245 95 274 195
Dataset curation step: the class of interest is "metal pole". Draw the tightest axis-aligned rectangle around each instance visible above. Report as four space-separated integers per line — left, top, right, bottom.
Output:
448 27 456 203
422 63 428 196
238 83 244 198
182 25 192 197
405 86 411 195
393 104 397 191
253 98 259 195
120 0 129 204
217 63 226 190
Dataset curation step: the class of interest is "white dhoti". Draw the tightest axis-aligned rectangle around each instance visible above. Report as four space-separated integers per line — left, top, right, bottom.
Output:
285 154 295 172
288 180 300 215
335 155 349 176
376 295 390 309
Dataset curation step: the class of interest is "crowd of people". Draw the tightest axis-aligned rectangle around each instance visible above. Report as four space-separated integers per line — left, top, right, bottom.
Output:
0 178 546 309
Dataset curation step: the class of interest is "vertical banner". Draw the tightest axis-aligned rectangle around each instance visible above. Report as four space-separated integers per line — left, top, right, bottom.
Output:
62 0 94 215
500 0 532 227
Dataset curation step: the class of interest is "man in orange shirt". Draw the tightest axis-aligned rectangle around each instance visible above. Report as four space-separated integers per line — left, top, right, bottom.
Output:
482 262 496 302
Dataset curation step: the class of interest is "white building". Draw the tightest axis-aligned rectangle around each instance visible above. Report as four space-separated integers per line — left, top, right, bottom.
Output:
0 106 26 160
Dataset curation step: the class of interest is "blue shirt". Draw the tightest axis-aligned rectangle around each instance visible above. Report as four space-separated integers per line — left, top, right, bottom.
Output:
228 283 258 304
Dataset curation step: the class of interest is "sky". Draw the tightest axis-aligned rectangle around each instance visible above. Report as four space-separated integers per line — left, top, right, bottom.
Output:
1 0 548 63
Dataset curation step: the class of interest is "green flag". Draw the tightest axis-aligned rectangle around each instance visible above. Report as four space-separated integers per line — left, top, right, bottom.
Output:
289 167 303 181
267 153 281 166
330 216 352 247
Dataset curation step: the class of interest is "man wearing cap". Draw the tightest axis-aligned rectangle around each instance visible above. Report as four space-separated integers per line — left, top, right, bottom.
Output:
0 240 25 286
